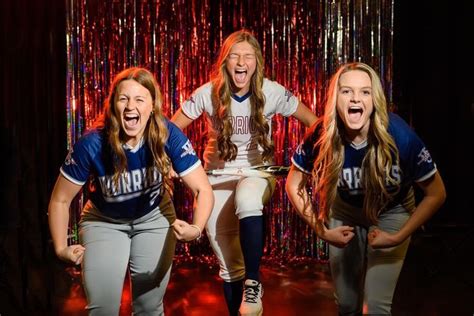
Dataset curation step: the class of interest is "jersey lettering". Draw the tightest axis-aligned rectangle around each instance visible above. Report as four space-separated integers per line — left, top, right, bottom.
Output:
97 167 162 201
339 165 401 193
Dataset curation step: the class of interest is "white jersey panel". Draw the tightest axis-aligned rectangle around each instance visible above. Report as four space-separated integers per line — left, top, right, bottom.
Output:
181 79 299 169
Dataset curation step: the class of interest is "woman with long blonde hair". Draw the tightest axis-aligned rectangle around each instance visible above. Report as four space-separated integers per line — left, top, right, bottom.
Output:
172 30 317 316
48 67 213 315
286 62 446 315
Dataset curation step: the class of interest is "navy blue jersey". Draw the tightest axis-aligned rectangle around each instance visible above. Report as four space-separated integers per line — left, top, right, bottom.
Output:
60 119 201 219
292 113 437 212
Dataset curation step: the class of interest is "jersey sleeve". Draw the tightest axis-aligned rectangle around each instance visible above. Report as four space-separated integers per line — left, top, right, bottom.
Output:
165 120 201 177
389 113 437 183
59 132 99 185
264 79 300 117
291 123 320 174
180 83 212 120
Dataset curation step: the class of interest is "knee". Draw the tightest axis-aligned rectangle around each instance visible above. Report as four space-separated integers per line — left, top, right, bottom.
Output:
220 265 245 283
366 294 392 315
234 196 263 219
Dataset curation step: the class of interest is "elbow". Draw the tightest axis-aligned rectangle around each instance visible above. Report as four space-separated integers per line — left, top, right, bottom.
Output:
439 187 447 206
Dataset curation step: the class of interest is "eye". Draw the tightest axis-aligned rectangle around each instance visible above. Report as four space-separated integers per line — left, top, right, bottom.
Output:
362 90 371 96
118 96 128 102
228 53 239 60
340 88 351 94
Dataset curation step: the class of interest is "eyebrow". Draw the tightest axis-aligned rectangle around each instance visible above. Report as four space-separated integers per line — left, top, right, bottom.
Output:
117 94 147 98
339 85 372 89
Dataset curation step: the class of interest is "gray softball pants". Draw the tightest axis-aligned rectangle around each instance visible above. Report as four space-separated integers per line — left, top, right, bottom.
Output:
328 207 411 315
79 208 176 315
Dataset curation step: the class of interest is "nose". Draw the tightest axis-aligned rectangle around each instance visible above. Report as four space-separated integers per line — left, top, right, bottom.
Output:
350 92 361 103
237 55 245 65
125 99 137 109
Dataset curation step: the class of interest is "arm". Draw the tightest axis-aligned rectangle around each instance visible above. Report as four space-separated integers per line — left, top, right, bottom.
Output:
171 108 195 130
172 165 214 241
285 165 354 247
369 171 446 248
48 175 85 264
291 101 318 128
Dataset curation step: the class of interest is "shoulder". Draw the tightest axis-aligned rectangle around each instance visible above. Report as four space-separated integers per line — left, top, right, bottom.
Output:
262 78 286 92
164 119 187 142
75 128 104 151
387 112 417 146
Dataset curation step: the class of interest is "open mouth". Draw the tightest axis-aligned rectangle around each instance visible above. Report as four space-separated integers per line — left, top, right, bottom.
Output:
347 106 363 122
234 69 247 84
124 113 139 129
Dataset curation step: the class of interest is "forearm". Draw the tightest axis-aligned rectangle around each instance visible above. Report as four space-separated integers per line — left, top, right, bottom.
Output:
48 201 71 254
191 187 214 231
396 195 444 242
286 184 324 236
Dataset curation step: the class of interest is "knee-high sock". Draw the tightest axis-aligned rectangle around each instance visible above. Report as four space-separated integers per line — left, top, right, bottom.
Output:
223 280 243 316
240 215 264 281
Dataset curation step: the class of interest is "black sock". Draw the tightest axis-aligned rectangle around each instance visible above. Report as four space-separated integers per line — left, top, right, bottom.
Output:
223 280 243 316
239 215 264 282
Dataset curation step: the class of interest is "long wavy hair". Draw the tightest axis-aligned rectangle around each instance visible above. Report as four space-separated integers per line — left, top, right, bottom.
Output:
312 62 400 224
210 29 273 162
94 67 171 187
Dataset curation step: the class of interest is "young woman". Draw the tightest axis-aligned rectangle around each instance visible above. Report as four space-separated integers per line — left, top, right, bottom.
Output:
48 67 213 315
171 30 317 316
286 62 446 315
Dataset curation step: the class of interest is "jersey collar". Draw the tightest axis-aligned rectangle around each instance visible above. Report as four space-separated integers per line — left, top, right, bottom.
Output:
231 91 252 103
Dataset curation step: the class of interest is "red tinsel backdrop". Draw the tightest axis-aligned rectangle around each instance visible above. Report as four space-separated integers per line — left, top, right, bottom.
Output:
65 0 394 264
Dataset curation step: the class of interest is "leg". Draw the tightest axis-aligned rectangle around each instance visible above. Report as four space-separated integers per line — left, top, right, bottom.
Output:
223 280 244 316
129 213 176 316
235 177 275 282
235 176 275 316
364 209 410 315
206 176 244 316
80 221 131 316
328 218 367 316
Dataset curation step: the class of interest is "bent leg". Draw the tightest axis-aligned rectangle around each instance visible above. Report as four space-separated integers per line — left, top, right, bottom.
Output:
129 213 176 316
329 218 367 316
365 209 410 315
80 221 131 316
206 176 244 315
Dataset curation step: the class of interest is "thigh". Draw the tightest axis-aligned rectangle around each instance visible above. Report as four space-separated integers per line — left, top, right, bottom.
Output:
205 176 244 282
329 218 367 315
80 221 131 315
234 176 275 219
365 210 411 314
129 218 176 314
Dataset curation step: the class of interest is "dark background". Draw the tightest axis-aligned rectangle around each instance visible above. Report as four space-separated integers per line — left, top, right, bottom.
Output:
1 0 472 314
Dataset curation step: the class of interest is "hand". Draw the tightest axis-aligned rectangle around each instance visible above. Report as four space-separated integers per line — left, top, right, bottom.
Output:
56 244 85 265
320 225 355 248
172 219 201 242
368 228 401 249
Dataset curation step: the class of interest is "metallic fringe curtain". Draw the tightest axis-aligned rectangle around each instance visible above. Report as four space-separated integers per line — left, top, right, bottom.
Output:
65 0 394 264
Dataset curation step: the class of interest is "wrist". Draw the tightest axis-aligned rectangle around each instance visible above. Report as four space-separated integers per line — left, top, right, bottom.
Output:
189 224 202 240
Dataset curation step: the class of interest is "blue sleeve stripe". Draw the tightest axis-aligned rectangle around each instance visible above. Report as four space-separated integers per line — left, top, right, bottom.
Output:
60 168 86 185
291 157 312 174
414 166 437 183
178 160 202 177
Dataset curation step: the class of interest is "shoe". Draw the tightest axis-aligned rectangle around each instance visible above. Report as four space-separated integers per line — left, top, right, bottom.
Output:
239 279 263 316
